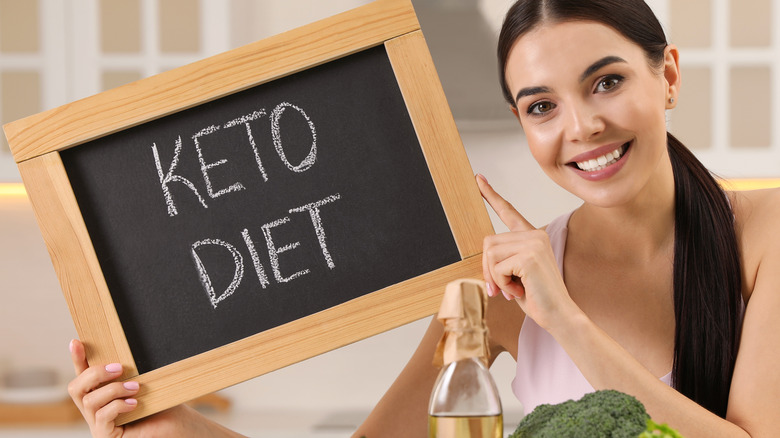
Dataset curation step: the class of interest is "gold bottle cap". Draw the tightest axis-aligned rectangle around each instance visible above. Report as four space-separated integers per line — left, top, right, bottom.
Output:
433 278 489 367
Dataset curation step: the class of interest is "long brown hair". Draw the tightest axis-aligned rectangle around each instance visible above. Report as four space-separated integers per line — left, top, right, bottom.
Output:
498 0 742 417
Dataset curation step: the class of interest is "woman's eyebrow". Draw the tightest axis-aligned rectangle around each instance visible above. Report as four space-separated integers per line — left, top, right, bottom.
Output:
579 55 627 83
514 86 552 104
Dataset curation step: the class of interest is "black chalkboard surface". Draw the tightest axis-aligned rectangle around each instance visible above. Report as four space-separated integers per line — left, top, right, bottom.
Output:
60 45 460 373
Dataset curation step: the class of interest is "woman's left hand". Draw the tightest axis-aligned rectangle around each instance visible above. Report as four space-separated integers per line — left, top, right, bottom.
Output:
476 174 578 331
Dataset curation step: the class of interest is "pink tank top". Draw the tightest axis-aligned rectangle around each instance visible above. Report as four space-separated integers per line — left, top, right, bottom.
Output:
511 211 672 414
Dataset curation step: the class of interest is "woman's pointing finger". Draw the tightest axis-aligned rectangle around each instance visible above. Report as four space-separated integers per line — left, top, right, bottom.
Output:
476 174 535 232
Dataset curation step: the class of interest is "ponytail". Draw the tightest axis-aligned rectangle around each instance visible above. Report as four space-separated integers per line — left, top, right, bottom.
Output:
667 132 742 417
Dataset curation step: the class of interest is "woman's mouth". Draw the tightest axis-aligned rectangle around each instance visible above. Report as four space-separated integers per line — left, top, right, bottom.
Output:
571 142 630 172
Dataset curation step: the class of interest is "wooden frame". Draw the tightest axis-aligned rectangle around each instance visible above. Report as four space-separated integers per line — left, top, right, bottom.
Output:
3 0 493 424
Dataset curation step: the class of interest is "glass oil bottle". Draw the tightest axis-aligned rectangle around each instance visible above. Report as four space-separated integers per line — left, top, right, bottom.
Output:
429 279 502 438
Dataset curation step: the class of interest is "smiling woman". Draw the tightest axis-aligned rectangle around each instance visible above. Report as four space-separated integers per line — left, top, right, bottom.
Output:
489 2 774 434
495 7 744 422
353 1 780 437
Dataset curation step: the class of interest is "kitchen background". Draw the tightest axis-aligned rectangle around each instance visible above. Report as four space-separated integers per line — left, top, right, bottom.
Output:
0 0 778 436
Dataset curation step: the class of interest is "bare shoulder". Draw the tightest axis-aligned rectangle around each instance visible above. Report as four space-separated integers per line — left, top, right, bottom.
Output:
731 188 780 245
729 187 780 300
732 186 780 215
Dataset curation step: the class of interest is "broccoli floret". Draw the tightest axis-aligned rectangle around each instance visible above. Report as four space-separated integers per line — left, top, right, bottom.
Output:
639 419 685 438
509 390 650 437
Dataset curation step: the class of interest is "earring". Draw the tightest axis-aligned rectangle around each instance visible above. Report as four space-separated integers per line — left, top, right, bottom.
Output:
669 97 675 104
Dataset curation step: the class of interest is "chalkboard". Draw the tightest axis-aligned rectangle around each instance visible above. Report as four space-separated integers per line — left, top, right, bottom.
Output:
5 0 493 423
60 45 460 373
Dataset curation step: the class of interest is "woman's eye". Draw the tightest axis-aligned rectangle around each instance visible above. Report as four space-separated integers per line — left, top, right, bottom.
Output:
596 75 623 92
527 101 556 115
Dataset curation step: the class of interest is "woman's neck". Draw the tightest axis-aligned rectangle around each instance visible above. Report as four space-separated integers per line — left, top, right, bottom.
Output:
570 155 676 262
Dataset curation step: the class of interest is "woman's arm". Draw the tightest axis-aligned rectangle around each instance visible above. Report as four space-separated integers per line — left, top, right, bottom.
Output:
549 308 752 437
351 317 443 438
723 188 780 436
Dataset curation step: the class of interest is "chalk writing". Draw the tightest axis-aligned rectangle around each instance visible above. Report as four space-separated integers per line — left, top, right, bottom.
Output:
191 238 245 308
289 193 341 269
262 216 308 284
193 124 245 199
150 100 342 308
150 101 328 307
153 101 318 217
270 102 317 173
223 110 269 182
152 136 209 217
189 193 342 308
242 228 270 289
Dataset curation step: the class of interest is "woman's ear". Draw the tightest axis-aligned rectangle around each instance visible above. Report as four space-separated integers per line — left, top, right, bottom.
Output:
664 44 681 109
510 105 522 126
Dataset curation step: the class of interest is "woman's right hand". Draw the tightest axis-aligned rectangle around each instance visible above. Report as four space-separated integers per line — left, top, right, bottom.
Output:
67 339 185 438
476 174 581 332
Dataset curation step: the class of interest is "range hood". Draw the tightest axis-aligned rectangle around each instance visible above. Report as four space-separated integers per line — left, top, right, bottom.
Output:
412 0 517 126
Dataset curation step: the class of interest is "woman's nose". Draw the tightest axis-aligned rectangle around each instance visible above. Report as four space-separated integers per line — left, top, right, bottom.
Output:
564 102 605 142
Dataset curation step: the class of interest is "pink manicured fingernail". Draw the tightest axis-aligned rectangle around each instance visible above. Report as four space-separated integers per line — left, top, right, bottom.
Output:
125 398 138 406
476 174 488 184
123 381 139 391
105 363 122 373
68 339 74 353
502 290 512 300
486 283 495 297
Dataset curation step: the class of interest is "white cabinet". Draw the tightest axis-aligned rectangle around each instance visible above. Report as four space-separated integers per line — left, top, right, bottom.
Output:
0 0 233 182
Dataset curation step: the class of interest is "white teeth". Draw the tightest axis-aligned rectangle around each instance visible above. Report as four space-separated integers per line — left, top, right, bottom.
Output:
576 144 626 172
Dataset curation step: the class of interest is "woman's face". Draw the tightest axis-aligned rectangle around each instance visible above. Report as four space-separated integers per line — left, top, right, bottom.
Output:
504 20 678 208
